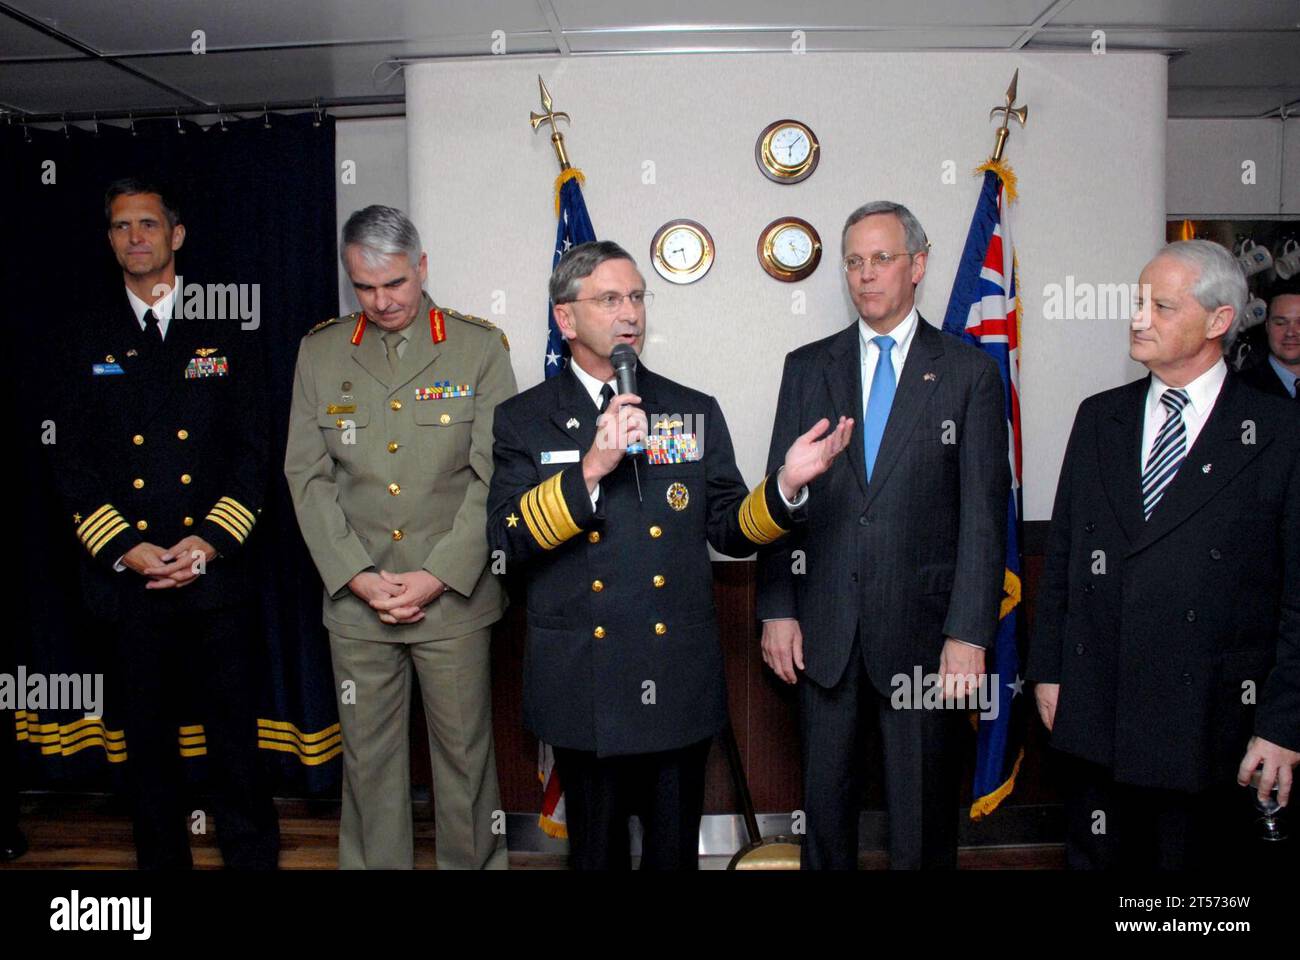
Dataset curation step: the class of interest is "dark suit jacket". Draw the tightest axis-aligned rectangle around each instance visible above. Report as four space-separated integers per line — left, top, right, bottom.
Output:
1026 374 1300 792
48 291 266 620
1239 359 1296 400
487 363 797 756
757 317 1009 692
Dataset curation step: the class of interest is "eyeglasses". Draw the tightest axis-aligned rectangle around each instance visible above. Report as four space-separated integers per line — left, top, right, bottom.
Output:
562 291 655 312
842 252 917 273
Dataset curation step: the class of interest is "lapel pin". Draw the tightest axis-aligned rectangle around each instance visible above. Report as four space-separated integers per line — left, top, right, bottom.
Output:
1201 463 1212 474
923 372 937 382
566 417 580 430
126 349 138 358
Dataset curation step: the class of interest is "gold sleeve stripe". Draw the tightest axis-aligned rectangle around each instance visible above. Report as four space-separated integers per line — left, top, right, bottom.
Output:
86 520 130 556
81 511 123 546
738 475 788 546
218 496 256 526
526 485 562 547
77 504 114 537
537 473 582 542
209 504 253 537
519 486 559 550
205 512 245 543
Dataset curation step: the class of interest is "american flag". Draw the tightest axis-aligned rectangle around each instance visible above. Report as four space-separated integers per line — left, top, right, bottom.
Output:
941 161 1025 818
536 168 598 840
544 170 597 380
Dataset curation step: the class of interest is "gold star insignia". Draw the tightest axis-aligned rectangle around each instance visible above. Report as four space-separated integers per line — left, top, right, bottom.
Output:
506 513 519 528
73 513 82 524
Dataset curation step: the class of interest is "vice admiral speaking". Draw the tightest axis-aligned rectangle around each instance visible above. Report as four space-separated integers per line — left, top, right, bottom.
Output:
487 240 853 869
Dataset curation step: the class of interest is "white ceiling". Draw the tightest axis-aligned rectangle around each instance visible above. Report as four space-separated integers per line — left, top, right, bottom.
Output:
1 0 1297 120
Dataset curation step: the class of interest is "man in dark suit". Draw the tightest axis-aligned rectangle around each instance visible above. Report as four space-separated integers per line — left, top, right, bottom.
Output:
46 178 278 869
1028 240 1300 869
758 201 1009 869
487 240 851 869
1240 284 1300 400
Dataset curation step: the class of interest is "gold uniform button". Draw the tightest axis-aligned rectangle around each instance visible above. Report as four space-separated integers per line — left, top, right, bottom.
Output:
177 429 189 440
388 442 400 453
587 531 601 544
591 580 604 593
439 413 451 425
392 529 404 541
335 418 345 429
132 478 144 489
180 474 192 485
593 626 606 639
649 525 662 538
183 516 194 527
388 483 401 496
654 622 667 636
132 434 144 446
390 399 402 411
136 520 148 531
653 575 665 588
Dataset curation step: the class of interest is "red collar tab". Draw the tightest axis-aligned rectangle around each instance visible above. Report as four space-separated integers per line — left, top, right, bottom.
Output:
430 308 446 344
350 314 368 345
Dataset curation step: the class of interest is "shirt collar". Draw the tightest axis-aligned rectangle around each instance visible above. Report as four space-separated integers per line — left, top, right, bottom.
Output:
858 305 919 359
1268 354 1300 396
568 357 616 409
1150 358 1227 416
125 283 176 324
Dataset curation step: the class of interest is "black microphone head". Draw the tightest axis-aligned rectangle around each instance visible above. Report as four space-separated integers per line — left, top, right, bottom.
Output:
610 343 638 371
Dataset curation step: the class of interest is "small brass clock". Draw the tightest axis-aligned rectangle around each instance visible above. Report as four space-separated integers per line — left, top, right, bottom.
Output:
757 217 822 282
755 119 820 184
651 219 715 285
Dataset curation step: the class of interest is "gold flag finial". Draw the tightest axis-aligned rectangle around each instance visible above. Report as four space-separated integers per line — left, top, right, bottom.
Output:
988 68 1028 162
530 75 572 170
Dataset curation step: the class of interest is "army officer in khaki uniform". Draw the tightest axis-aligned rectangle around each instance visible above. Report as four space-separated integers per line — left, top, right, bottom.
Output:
285 205 516 869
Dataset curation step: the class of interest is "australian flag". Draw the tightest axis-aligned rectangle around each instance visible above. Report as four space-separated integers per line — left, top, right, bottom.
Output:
544 172 597 379
941 164 1025 818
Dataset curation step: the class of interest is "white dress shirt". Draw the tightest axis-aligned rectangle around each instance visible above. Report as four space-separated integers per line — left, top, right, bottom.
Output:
125 283 177 340
1141 360 1227 472
859 306 920 412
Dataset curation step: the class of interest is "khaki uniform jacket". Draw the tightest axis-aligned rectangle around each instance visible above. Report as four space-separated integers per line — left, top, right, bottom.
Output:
285 292 517 642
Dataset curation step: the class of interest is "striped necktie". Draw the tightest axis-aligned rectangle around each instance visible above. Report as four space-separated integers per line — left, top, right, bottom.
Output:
1141 387 1191 520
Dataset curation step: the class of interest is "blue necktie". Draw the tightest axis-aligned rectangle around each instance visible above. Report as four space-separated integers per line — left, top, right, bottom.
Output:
863 335 896 481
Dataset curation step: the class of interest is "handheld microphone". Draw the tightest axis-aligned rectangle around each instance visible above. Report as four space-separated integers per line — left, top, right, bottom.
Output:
610 343 644 455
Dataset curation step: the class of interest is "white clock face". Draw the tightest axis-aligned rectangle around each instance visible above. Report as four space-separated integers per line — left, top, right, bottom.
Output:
662 227 705 271
770 126 811 168
773 226 813 268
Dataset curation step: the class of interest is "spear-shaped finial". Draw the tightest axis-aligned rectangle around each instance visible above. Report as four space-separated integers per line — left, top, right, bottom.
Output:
529 76 572 171
988 69 1028 162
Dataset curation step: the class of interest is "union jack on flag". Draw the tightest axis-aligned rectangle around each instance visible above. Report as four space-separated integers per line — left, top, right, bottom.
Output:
941 161 1025 818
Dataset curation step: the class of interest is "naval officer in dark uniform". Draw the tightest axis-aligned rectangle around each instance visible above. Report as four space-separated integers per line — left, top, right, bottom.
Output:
47 178 278 869
487 240 853 869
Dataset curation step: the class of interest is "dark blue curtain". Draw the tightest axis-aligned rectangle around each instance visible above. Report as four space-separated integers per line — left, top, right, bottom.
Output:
0 113 342 797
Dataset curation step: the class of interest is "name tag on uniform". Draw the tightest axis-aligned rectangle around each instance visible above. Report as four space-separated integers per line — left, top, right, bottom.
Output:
645 433 701 464
326 403 356 414
540 450 580 464
92 363 125 375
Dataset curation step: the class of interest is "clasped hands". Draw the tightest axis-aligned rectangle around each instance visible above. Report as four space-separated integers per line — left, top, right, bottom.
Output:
349 569 446 625
122 536 217 589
